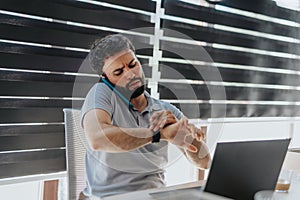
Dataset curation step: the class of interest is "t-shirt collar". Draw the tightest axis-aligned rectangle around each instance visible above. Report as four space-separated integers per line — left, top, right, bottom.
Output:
132 91 162 114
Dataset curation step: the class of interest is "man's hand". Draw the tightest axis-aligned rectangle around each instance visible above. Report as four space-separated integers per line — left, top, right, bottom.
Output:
151 114 211 168
149 110 177 132
184 136 211 169
186 124 206 143
160 117 203 153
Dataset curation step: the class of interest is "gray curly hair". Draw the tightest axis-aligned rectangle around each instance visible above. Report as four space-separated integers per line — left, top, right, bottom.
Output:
88 34 135 75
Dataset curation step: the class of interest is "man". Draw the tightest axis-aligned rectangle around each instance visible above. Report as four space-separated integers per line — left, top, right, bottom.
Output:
81 34 211 199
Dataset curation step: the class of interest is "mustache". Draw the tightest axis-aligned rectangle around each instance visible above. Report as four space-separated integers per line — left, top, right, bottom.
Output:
114 77 146 100
126 78 144 89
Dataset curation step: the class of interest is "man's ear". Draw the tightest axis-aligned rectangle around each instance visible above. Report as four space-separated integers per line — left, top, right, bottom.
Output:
99 73 106 83
100 73 107 79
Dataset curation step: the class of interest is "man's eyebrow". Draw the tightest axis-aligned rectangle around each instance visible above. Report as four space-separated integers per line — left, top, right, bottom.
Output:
113 58 136 72
128 58 136 65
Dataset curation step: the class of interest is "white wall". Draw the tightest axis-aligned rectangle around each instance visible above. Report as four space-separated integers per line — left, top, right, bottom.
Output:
292 121 300 147
165 143 198 185
0 181 42 200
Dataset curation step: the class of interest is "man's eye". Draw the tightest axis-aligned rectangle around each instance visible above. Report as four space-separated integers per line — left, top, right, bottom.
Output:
129 63 136 68
114 70 123 76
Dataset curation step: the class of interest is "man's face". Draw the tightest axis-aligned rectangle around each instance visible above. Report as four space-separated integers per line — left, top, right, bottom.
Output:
102 49 145 92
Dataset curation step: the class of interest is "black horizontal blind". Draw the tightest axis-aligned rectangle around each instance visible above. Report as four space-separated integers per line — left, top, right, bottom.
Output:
160 0 300 118
0 0 155 179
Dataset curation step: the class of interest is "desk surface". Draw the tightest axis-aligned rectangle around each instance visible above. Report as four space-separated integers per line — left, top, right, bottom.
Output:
274 174 300 200
103 181 206 200
103 175 300 200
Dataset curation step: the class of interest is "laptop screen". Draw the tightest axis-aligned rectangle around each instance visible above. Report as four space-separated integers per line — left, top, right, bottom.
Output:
204 139 290 200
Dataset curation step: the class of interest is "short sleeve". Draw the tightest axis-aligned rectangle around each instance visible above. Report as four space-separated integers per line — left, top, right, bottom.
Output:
154 100 184 120
81 83 113 128
166 103 184 120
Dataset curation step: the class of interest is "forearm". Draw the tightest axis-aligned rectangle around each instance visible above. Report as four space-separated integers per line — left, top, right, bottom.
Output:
184 140 211 169
88 125 153 153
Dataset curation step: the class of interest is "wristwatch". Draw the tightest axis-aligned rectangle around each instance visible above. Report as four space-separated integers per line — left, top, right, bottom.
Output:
152 130 161 143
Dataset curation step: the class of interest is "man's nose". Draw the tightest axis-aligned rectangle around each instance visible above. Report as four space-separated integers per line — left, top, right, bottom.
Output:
123 67 135 79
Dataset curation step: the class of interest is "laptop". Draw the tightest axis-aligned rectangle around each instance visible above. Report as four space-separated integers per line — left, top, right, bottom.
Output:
204 138 291 200
150 139 290 200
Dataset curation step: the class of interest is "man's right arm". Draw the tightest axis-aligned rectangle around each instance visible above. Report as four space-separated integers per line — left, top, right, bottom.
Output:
83 109 153 153
83 109 199 153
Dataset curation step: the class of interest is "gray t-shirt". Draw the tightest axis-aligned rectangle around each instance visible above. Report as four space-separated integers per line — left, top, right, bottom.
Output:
81 83 183 198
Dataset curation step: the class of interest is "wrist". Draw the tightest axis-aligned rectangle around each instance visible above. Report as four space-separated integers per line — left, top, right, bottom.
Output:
147 126 162 143
151 130 161 143
160 122 179 141
160 128 167 140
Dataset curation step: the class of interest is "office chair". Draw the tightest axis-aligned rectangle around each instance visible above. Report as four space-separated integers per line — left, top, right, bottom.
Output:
63 108 87 200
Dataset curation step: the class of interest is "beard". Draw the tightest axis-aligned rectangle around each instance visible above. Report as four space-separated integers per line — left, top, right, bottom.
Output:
115 77 146 100
100 75 146 100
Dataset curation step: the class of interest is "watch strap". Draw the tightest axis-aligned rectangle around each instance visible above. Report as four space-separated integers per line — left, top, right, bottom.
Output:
152 130 161 143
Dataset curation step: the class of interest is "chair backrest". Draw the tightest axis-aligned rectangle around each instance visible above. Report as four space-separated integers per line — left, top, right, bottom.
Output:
282 148 300 173
63 108 87 200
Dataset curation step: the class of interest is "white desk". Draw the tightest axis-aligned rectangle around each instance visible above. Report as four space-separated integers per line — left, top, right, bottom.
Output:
102 181 230 200
102 175 300 200
272 174 300 200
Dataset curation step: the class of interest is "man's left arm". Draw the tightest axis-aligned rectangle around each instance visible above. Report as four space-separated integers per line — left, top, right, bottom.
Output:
180 133 211 169
149 110 211 169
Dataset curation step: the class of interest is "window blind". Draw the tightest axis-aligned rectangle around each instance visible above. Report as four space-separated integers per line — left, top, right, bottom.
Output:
0 0 155 179
160 0 300 118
